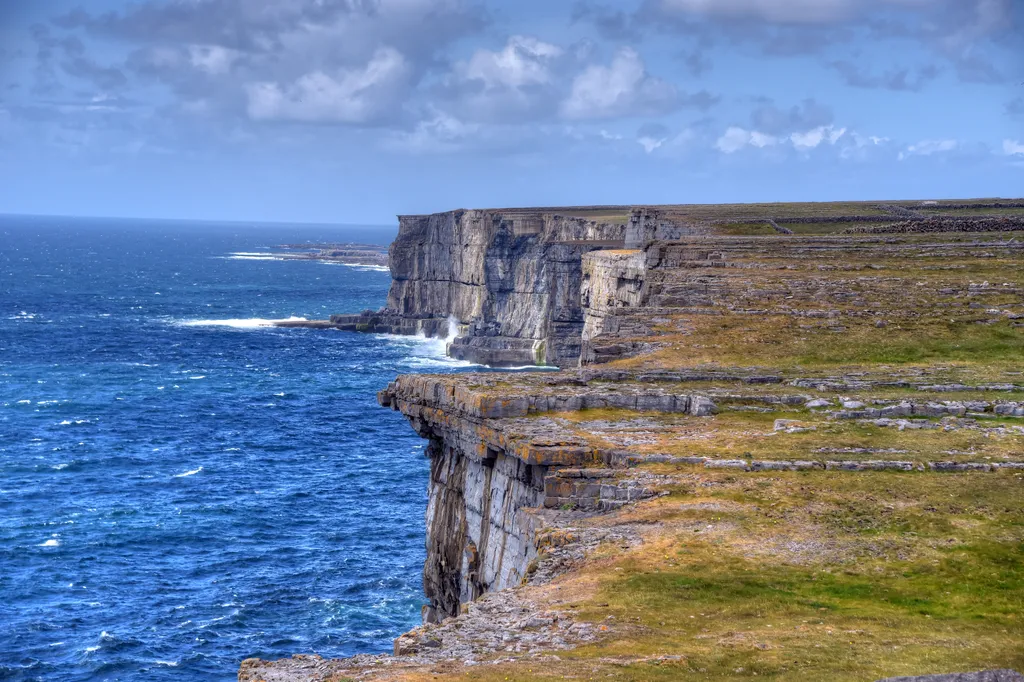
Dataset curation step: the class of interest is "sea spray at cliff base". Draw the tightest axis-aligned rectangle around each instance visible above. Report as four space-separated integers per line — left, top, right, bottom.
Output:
0 215 467 682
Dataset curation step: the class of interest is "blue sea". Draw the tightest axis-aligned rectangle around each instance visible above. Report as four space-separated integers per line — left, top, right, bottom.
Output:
0 215 475 681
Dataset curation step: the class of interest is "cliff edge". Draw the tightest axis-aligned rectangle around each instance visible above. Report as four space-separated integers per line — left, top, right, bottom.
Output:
246 200 1024 682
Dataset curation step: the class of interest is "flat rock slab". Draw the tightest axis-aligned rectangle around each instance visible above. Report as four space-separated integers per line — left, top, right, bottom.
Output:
876 671 1024 682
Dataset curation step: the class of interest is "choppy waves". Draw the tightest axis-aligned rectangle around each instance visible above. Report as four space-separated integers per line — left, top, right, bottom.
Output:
176 316 308 328
0 218 460 682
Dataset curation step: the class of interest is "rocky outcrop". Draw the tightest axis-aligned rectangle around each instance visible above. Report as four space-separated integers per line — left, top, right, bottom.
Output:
376 372 720 622
422 438 545 623
843 217 1024 234
380 209 629 367
579 250 651 365
247 203 1024 682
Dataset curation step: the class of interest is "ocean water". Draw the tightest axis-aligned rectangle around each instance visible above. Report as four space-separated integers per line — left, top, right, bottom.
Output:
0 216 474 681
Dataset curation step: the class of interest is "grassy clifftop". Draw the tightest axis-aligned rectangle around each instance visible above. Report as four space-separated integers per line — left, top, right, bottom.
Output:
242 202 1023 682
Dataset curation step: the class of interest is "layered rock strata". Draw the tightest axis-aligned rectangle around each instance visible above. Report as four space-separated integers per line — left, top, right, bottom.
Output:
246 208 1024 682
379 209 631 367
376 373 719 621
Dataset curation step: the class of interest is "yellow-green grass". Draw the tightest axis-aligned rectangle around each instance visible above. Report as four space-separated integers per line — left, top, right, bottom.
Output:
544 408 1023 464
391 471 1024 681
627 315 1024 382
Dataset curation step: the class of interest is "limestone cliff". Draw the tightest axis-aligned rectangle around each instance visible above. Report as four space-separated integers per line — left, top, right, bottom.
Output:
246 202 1024 682
383 208 628 367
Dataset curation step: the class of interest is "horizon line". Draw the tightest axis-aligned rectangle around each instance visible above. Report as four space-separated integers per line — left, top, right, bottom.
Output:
0 211 398 229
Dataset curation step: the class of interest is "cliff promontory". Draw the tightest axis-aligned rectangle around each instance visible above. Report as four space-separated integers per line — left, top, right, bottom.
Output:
247 200 1024 682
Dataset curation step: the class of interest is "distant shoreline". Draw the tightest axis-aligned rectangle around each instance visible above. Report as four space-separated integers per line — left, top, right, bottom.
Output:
262 242 389 267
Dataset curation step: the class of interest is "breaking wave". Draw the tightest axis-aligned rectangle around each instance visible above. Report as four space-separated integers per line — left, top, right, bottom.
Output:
176 317 307 329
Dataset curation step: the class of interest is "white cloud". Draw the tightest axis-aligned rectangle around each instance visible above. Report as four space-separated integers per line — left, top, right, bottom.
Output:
462 36 562 89
1003 140 1024 156
637 135 666 153
718 123 858 154
384 112 479 153
246 48 411 124
560 48 678 120
749 131 778 148
898 138 958 159
440 36 564 122
791 125 847 150
716 126 779 153
840 132 892 159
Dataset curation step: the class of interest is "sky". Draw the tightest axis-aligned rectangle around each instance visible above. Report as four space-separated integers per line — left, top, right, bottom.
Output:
0 0 1022 224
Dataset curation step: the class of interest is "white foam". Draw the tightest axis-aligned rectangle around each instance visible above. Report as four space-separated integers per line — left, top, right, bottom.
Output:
405 356 476 369
198 610 238 628
178 316 307 329
53 463 70 470
173 466 203 478
85 646 100 653
39 538 60 547
326 262 389 272
155 660 179 667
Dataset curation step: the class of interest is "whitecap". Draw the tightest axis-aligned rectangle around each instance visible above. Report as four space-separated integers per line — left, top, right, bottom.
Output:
319 262 389 272
17 400 31 405
223 254 283 261
176 316 307 329
49 642 65 647
172 466 203 478
39 538 60 547
197 610 237 628
84 646 100 653
155 660 179 667
188 376 206 380
53 463 70 470
405 357 477 369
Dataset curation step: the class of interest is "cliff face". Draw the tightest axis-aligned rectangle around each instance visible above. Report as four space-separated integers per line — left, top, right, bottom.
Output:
246 204 1024 682
423 440 544 622
377 372 717 622
380 209 628 367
